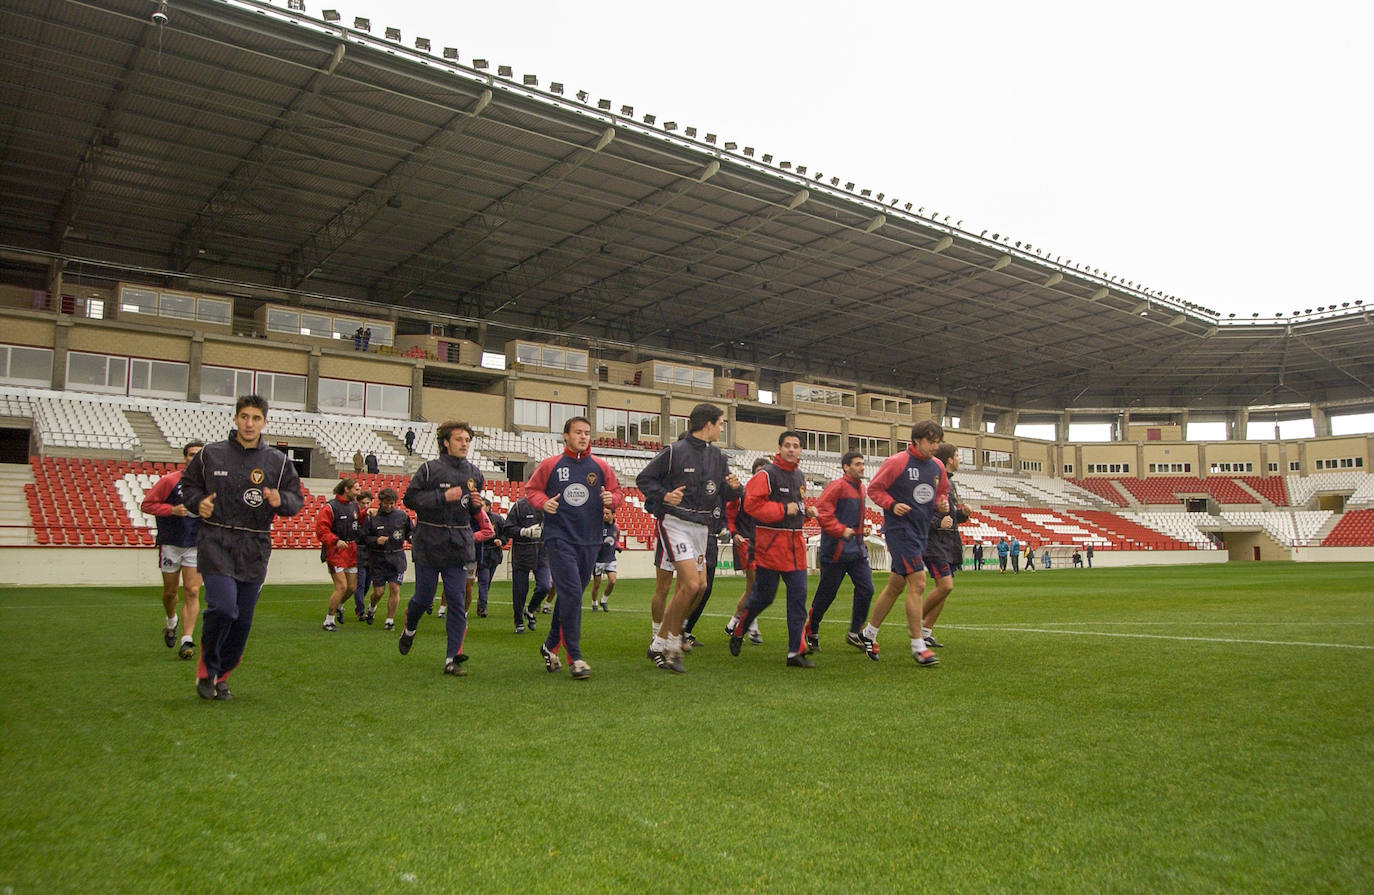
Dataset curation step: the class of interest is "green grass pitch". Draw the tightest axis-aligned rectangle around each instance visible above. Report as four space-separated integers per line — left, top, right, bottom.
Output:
2 563 1372 893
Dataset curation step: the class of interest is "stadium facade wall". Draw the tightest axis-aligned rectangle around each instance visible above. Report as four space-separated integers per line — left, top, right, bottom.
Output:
421 387 504 428
1288 547 1374 563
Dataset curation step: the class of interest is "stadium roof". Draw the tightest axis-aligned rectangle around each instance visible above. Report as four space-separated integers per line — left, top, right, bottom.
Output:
3 0 1373 413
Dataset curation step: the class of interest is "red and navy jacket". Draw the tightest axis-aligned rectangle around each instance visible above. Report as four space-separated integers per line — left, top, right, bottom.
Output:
742 455 807 572
816 473 868 564
141 468 199 548
315 497 359 550
525 447 623 548
867 444 950 538
726 497 755 543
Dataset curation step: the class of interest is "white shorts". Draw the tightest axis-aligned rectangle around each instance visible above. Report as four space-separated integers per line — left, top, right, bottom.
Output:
656 516 708 573
594 560 617 576
328 564 358 575
159 544 198 573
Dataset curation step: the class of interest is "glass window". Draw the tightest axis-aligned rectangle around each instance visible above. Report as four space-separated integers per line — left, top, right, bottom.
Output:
300 312 332 338
653 364 671 384
364 382 410 418
333 318 364 341
1 345 53 385
119 286 157 315
319 377 365 414
266 308 299 334
130 359 188 398
257 371 306 409
197 297 232 325
159 292 197 320
549 403 585 433
565 350 588 373
368 322 394 347
516 344 540 365
66 352 126 393
201 365 252 403
541 347 564 370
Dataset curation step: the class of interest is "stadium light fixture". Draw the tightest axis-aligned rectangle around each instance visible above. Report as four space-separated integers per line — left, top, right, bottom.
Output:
860 188 871 196
353 16 370 31
705 133 717 143
322 9 340 21
663 121 677 130
743 147 754 156
524 74 538 86
473 58 489 69
576 90 588 101
621 104 634 116
875 192 884 201
642 113 655 124
287 0 306 11
797 165 808 174
415 37 430 51
724 141 737 150
844 182 854 190
685 126 696 137
781 161 792 169
760 153 772 163
549 81 563 93
384 26 400 40
498 65 513 77
598 98 611 110
443 47 458 59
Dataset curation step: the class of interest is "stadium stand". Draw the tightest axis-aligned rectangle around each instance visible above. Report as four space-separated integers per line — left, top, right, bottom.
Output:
1067 478 1132 507
1322 509 1374 546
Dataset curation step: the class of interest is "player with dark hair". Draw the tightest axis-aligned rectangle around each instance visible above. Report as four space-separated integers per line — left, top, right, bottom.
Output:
502 495 549 633
525 416 623 680
141 439 205 659
919 442 970 649
589 507 620 612
317 478 360 631
360 487 412 629
723 457 769 645
861 420 949 666
803 450 877 658
398 421 495 677
352 490 374 622
636 403 740 673
728 430 817 667
473 503 506 618
181 395 303 700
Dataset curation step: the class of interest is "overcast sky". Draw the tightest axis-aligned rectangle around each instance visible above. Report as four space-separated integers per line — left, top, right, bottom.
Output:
355 0 1372 320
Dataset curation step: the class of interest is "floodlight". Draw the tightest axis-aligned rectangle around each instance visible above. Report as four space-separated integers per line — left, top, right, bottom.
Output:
473 58 489 69
598 98 611 110
384 26 400 40
524 74 538 86
497 64 512 77
443 47 458 59
723 141 737 150
684 126 696 137
621 105 633 116
322 9 340 21
415 37 430 51
550 81 563 93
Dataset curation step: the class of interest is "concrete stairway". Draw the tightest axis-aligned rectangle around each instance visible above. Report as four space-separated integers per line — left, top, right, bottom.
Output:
123 410 183 463
0 462 35 546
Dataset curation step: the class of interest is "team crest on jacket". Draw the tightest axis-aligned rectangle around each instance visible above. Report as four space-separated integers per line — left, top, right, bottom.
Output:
467 478 476 491
563 483 590 507
585 472 598 486
705 480 718 496
243 488 264 507
914 483 935 503
249 468 265 485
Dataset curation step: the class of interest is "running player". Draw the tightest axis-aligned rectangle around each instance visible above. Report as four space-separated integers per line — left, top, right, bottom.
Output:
859 420 949 666
804 451 877 658
141 440 205 659
180 395 303 700
317 478 360 631
919 442 969 649
360 487 412 629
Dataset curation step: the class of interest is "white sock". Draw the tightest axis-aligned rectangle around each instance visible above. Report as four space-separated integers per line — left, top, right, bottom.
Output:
666 634 682 653
748 622 760 635
725 616 738 633
180 634 193 645
921 627 932 638
403 627 416 637
911 637 925 652
386 618 394 625
651 635 668 651
652 620 662 636
863 624 879 641
166 614 177 627
326 613 335 624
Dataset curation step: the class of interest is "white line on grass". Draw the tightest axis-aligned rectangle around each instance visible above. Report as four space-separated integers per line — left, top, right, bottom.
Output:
944 624 1374 650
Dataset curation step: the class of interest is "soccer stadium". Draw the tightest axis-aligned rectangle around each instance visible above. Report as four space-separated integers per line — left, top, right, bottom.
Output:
2 1 1372 891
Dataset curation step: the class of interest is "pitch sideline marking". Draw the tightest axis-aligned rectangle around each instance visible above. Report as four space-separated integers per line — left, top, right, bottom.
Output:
944 624 1374 650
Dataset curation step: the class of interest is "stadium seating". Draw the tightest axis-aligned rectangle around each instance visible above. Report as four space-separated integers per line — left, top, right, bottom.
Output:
1321 508 1374 546
1066 478 1131 507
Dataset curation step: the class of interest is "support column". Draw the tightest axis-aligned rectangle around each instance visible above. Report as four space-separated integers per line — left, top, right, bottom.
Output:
1118 410 1131 441
410 361 424 420
51 319 72 390
305 348 321 413
726 402 737 449
187 334 204 401
504 376 517 432
1311 405 1330 438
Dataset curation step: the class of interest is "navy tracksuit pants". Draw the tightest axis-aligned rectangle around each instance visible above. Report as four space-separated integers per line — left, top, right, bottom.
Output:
512 563 551 627
808 556 875 635
406 562 468 659
199 575 263 683
741 567 809 654
543 539 598 662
